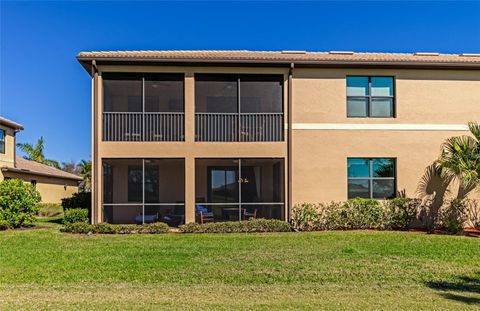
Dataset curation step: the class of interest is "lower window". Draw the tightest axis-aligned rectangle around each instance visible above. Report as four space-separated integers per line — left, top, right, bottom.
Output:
347 158 396 199
102 158 185 226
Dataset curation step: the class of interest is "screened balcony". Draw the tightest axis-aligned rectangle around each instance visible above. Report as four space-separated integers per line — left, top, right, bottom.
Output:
102 73 184 141
195 158 285 222
102 159 185 226
195 75 284 142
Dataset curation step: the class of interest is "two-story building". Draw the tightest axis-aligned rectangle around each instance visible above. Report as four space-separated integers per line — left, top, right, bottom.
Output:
77 50 480 225
0 117 82 203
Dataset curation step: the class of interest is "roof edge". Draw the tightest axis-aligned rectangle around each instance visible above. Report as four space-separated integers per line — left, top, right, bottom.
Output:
1 166 83 181
77 55 480 75
0 117 24 131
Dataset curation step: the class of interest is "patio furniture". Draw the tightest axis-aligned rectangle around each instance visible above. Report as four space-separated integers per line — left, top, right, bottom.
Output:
243 208 257 220
135 213 158 224
196 204 214 224
162 204 185 227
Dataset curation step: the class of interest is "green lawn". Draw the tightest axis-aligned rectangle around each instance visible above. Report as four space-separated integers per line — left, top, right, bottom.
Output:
0 220 479 310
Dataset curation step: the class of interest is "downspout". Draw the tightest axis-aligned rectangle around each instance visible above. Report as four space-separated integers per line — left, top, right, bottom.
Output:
92 60 99 224
287 63 294 221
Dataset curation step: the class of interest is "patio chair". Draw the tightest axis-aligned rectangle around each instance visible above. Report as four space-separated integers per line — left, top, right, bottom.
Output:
243 208 257 220
135 213 158 224
196 204 214 224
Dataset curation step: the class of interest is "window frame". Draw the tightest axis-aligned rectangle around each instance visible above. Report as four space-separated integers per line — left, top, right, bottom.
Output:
102 72 185 114
0 129 5 154
347 157 397 199
195 73 284 113
194 74 285 142
346 76 396 118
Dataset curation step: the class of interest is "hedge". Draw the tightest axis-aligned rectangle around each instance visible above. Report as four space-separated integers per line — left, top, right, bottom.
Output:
292 197 479 234
179 218 292 233
62 222 170 234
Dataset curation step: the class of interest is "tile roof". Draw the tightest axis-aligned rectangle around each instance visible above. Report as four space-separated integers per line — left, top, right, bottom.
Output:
1 157 83 181
0 117 24 131
77 50 480 67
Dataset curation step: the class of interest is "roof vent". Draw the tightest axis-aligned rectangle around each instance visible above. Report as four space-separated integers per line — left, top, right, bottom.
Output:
281 50 307 54
414 52 440 56
329 51 354 55
460 53 480 57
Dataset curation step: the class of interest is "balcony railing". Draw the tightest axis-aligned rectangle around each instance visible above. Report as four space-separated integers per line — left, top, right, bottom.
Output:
195 113 283 142
103 112 184 141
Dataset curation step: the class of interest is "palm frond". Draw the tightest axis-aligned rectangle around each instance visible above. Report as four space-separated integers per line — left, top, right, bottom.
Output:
16 143 35 160
468 122 480 142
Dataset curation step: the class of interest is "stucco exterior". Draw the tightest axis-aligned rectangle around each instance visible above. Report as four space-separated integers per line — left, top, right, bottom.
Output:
83 52 480 224
0 118 81 203
0 124 16 169
0 171 79 203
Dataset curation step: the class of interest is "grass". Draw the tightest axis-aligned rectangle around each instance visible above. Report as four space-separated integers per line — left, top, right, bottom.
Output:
36 203 63 217
0 220 479 310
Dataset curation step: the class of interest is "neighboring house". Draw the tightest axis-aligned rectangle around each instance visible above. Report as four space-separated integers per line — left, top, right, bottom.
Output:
77 50 480 225
0 117 82 203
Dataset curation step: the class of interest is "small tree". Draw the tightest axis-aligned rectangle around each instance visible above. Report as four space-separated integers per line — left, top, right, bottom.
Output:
438 122 480 198
17 136 60 169
0 179 41 228
78 159 91 191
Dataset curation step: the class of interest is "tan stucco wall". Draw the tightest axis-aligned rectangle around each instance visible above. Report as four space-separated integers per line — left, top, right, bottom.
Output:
90 64 479 223
0 125 16 169
292 130 479 203
290 68 479 204
0 171 79 203
293 68 480 124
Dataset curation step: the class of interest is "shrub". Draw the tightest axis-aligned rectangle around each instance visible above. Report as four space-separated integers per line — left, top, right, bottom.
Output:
63 208 89 225
383 197 421 230
291 203 324 231
179 218 292 233
0 179 41 228
93 222 117 234
37 203 63 217
62 222 92 233
440 199 468 234
139 222 170 234
0 220 10 231
327 198 384 230
62 222 170 234
61 192 91 219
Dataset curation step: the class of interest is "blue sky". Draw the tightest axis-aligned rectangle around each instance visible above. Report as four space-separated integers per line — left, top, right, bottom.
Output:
1 1 479 164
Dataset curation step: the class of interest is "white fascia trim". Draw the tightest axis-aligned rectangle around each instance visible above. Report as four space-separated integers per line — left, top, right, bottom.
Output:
286 123 469 131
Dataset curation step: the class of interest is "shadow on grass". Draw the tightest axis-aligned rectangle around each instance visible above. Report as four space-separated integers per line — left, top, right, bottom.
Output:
425 272 480 305
46 217 63 225
35 216 64 226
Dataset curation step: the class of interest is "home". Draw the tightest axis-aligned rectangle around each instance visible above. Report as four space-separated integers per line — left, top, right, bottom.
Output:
0 117 82 203
77 50 480 225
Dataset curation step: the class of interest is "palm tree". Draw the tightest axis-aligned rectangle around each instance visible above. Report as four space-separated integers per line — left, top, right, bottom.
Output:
437 122 480 198
78 159 92 191
17 136 60 169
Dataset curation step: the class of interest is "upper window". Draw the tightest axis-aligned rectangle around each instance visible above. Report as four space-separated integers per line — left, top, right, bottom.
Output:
0 129 5 154
195 74 283 113
194 74 284 142
347 158 396 199
102 73 185 141
346 76 394 118
103 73 184 113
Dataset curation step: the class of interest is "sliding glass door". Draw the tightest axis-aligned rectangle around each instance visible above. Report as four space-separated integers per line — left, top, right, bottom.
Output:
196 158 285 222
